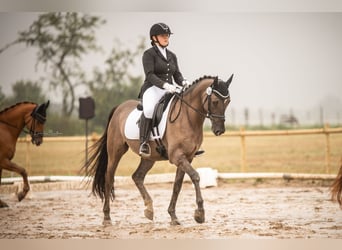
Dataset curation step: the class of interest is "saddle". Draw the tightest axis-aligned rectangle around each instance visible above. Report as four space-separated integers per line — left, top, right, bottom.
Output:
137 93 173 127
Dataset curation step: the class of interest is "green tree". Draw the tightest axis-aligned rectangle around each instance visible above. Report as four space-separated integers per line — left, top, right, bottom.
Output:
0 80 46 110
10 80 47 104
0 13 105 117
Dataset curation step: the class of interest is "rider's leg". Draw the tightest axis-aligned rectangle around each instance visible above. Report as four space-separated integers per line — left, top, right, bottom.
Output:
139 114 153 157
140 86 166 157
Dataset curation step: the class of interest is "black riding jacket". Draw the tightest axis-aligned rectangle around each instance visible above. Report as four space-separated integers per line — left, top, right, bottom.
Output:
139 45 185 98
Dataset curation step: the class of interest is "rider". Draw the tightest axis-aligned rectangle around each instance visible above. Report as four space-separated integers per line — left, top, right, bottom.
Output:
138 22 191 157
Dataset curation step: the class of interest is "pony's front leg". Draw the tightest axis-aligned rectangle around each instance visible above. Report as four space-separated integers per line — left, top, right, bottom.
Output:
17 167 29 202
1 159 30 201
0 199 9 208
174 156 205 224
168 167 185 225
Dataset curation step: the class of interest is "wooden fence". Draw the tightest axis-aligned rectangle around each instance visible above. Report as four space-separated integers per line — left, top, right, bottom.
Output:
210 125 342 174
17 126 342 174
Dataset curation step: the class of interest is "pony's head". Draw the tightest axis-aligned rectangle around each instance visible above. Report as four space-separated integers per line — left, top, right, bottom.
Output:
204 74 233 136
25 100 50 146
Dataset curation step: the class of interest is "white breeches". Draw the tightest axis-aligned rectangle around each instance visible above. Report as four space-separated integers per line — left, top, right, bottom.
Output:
142 85 167 119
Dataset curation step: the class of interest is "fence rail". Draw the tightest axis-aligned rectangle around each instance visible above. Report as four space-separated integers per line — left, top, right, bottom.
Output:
17 126 342 174
204 125 342 174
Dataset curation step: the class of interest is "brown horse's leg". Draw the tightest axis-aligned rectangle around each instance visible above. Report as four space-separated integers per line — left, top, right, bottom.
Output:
0 168 7 208
0 199 9 208
331 163 342 208
168 167 185 225
0 159 29 201
174 155 205 224
0 168 8 207
103 144 128 226
132 159 155 220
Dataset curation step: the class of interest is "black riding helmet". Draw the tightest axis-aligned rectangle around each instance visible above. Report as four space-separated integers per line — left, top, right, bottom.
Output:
150 23 173 40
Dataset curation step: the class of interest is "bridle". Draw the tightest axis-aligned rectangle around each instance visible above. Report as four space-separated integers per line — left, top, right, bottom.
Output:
26 105 47 143
170 81 230 123
204 84 230 120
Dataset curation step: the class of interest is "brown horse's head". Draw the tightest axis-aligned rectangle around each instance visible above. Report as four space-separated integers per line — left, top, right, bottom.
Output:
205 75 233 136
25 101 50 146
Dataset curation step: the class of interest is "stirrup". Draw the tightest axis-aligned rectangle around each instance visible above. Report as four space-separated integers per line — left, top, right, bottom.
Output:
194 149 205 157
139 142 151 157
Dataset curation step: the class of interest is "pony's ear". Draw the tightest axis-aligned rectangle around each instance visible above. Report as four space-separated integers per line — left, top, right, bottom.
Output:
226 74 234 87
37 100 49 117
44 100 50 110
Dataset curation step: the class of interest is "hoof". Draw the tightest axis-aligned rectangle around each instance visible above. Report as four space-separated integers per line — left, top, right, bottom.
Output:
144 208 154 221
103 219 112 226
194 209 205 224
170 219 181 226
0 200 9 208
17 192 26 202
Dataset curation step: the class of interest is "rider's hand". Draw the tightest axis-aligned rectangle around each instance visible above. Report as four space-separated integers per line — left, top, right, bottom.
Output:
163 83 177 93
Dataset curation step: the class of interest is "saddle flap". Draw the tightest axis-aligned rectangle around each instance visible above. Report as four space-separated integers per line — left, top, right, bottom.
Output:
152 93 173 127
124 95 175 141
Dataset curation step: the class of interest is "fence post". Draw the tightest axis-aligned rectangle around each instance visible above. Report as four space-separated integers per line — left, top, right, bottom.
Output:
240 126 247 172
324 124 331 174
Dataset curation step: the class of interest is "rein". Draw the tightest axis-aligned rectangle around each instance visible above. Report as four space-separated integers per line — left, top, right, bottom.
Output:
169 84 228 123
0 120 21 130
0 117 43 136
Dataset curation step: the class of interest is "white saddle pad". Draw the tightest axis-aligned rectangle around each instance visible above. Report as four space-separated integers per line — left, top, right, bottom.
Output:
124 97 174 141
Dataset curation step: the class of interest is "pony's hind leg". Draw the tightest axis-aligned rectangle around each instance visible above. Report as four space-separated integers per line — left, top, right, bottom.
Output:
132 159 155 221
103 143 128 226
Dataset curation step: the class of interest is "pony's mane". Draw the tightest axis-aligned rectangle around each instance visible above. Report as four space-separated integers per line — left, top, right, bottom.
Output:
191 75 217 86
183 75 217 94
0 101 37 115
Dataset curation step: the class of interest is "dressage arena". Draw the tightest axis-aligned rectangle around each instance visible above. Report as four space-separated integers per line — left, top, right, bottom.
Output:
0 176 341 239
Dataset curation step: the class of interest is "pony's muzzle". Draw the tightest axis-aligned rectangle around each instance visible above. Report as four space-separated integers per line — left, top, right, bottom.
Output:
213 129 224 136
212 125 225 136
31 136 43 146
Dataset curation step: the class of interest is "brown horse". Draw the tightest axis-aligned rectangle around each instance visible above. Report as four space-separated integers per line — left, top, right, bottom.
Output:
84 75 233 225
331 158 342 209
0 101 50 208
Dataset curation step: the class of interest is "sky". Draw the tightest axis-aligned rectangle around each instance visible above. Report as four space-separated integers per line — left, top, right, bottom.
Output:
0 11 341 125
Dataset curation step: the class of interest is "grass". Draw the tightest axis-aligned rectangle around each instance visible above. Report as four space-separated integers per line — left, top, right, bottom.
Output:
2 132 342 178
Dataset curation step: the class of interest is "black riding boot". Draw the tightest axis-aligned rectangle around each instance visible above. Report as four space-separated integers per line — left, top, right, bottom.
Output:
139 114 153 157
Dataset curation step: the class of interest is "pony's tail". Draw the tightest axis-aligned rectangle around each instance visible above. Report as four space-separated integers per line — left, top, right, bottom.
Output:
331 158 342 209
83 106 117 201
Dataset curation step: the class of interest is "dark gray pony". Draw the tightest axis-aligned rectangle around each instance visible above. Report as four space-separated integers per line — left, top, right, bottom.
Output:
84 75 233 225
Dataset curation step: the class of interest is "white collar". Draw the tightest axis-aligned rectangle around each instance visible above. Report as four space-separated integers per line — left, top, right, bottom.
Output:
156 44 167 59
